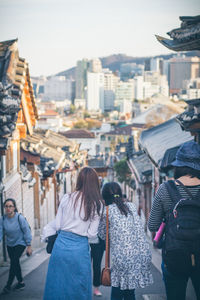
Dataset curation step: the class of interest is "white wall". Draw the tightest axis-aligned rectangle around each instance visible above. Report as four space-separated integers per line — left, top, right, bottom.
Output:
87 72 104 111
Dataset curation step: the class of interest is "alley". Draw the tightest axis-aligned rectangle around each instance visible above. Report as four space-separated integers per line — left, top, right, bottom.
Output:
0 246 167 300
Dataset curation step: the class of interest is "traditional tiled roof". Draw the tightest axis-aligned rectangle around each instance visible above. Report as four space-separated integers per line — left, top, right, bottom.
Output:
129 151 152 183
105 123 145 136
21 130 75 178
20 163 36 186
87 158 106 168
106 125 133 136
0 39 38 148
139 118 193 170
156 15 200 51
61 129 95 139
175 98 200 132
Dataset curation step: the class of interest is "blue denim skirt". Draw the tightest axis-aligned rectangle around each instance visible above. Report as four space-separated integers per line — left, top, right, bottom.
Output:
43 231 92 300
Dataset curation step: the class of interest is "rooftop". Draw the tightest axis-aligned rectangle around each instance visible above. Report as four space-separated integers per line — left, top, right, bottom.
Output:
139 117 193 170
129 151 152 183
61 129 95 139
156 15 200 51
39 110 59 117
0 39 38 148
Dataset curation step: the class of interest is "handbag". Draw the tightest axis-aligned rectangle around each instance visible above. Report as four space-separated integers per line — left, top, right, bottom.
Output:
101 206 111 286
46 233 58 254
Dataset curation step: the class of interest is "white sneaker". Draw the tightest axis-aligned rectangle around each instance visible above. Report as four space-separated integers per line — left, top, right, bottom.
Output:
94 288 102 296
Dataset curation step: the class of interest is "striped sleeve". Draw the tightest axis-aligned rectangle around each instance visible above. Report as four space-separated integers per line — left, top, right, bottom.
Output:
148 182 200 232
148 183 166 232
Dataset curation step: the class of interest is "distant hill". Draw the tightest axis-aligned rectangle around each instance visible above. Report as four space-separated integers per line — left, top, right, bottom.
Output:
54 51 200 79
56 67 76 79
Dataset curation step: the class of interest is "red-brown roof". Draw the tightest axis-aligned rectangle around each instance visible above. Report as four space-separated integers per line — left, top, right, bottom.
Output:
106 124 146 136
40 110 59 117
61 129 95 139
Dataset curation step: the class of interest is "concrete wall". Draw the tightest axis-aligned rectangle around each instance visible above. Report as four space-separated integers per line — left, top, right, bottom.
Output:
21 181 35 238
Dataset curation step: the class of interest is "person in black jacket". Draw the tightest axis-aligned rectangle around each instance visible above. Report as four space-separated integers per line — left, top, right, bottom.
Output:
148 141 200 300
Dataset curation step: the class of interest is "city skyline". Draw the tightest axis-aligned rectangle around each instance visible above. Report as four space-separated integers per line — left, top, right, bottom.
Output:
0 0 199 77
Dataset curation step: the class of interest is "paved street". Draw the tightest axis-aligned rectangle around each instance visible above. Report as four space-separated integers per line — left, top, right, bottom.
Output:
0 258 165 300
0 246 166 300
0 246 196 300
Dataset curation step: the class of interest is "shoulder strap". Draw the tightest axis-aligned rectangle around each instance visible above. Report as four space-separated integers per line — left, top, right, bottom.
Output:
164 180 182 204
2 215 5 233
18 214 24 234
105 206 110 269
175 179 200 200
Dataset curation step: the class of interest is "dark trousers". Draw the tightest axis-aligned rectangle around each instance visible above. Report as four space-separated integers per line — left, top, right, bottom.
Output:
111 287 136 300
7 245 26 287
162 262 200 300
90 238 105 287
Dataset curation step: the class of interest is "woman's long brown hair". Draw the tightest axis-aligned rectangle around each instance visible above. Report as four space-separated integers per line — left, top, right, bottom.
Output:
74 167 102 221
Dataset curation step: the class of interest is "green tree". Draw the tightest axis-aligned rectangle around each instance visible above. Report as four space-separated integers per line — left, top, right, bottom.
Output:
83 110 90 118
73 119 88 129
114 159 131 184
70 104 76 114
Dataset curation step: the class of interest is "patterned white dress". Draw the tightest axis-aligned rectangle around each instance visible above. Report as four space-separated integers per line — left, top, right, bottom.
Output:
98 202 153 290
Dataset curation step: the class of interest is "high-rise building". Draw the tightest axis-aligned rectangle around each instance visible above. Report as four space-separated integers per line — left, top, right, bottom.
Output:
87 72 104 112
134 72 169 100
169 56 200 94
150 58 164 74
163 60 170 84
103 70 119 111
144 71 169 97
75 59 89 99
103 69 119 91
186 78 200 99
115 80 134 112
120 63 144 81
31 76 47 98
134 76 144 100
43 76 72 101
89 58 102 73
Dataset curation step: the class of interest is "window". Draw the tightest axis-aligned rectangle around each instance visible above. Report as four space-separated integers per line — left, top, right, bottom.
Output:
100 135 106 141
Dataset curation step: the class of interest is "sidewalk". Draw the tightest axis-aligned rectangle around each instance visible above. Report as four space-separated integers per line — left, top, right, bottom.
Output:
0 235 197 300
0 235 49 287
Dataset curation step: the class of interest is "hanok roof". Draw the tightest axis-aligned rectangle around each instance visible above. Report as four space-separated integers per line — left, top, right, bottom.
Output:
20 163 36 186
156 15 200 51
0 39 38 148
128 151 152 183
175 99 200 133
139 118 193 171
21 130 76 178
106 125 134 136
61 129 95 139
87 158 107 168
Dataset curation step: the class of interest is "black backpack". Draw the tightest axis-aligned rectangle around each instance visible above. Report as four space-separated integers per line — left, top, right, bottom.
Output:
163 180 200 275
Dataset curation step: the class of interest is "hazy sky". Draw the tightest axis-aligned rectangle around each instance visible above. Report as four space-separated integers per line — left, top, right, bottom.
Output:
0 0 199 76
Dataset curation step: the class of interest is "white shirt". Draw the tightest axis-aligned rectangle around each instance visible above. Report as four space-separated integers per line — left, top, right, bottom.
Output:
42 192 101 240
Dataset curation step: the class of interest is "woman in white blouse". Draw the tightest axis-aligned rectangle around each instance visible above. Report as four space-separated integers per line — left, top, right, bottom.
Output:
43 167 103 300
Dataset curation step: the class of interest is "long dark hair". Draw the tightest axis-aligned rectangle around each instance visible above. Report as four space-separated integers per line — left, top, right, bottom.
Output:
74 167 102 221
4 198 18 212
102 182 131 217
